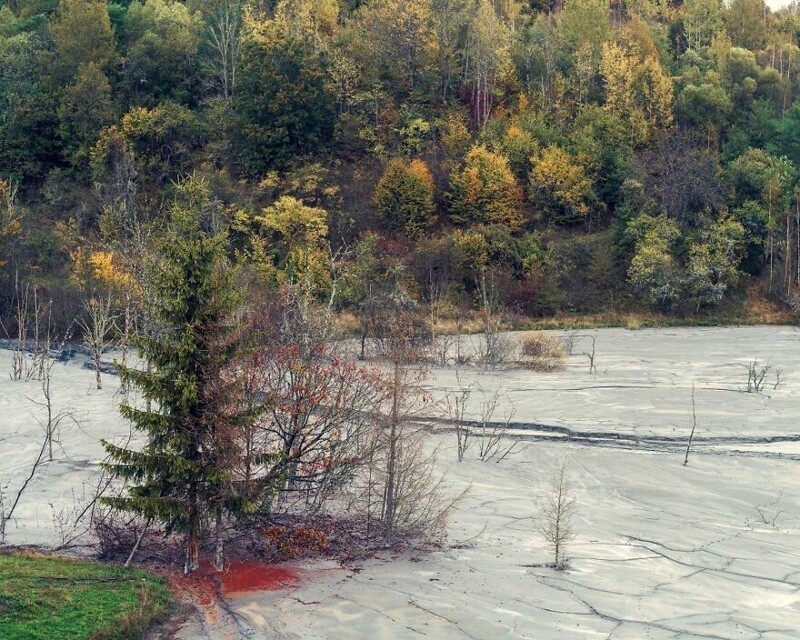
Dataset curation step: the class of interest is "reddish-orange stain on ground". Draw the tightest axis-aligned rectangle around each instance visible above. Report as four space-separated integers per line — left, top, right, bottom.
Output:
166 570 217 606
165 560 301 604
216 561 300 595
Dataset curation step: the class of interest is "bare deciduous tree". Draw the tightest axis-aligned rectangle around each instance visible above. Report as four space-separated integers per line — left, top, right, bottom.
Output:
443 372 472 462
10 282 30 381
205 1 242 101
538 459 576 570
684 383 697 466
582 334 597 374
426 271 458 366
247 341 387 511
1 382 76 542
475 387 521 463
444 377 523 463
368 300 467 543
10 282 49 381
741 359 782 394
369 420 463 544
229 286 389 519
477 270 514 367
559 330 579 355
77 295 117 390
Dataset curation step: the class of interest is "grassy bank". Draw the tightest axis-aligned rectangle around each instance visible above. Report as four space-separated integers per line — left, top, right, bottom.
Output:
0 552 172 640
335 280 796 335
521 289 795 330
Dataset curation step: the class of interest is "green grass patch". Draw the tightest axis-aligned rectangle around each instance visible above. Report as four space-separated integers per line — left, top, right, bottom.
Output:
0 552 172 640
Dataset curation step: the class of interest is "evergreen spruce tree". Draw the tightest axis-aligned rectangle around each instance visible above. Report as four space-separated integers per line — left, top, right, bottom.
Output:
102 178 248 574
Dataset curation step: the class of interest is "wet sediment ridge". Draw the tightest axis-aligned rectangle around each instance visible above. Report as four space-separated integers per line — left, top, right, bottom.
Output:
420 417 800 458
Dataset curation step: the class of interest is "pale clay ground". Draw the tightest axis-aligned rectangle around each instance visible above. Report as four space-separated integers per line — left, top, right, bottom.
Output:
1 326 799 639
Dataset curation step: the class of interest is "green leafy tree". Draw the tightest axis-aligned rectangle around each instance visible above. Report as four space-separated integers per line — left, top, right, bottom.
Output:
57 63 114 171
720 46 759 111
49 0 117 82
431 0 470 103
257 195 332 293
687 217 745 308
626 214 685 308
512 15 559 105
485 118 540 180
600 41 674 145
731 200 768 274
529 145 595 224
775 104 800 166
727 148 775 203
120 102 207 187
448 145 523 229
232 21 335 176
462 0 513 129
683 0 724 51
557 0 611 62
557 0 611 100
724 0 766 52
374 158 436 236
0 31 59 179
356 0 437 96
102 178 249 574
340 232 407 360
676 82 732 140
121 0 204 106
275 0 339 52
571 105 632 209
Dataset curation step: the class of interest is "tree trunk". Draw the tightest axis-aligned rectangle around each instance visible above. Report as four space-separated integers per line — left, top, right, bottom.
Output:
95 352 102 390
185 497 199 574
125 518 151 568
384 360 400 542
214 508 224 572
360 329 367 361
121 292 131 369
145 360 152 413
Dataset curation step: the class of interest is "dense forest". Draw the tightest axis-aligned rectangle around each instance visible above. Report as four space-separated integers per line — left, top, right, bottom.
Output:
3 0 800 332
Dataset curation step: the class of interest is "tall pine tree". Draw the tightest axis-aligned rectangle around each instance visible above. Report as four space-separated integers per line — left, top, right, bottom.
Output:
102 177 248 574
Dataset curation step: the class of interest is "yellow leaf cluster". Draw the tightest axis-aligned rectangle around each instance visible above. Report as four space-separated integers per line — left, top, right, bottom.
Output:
600 41 673 144
449 145 523 229
408 159 435 192
530 145 592 219
70 248 137 294
257 196 329 248
275 0 339 46
242 196 333 295
440 114 472 166
452 228 489 271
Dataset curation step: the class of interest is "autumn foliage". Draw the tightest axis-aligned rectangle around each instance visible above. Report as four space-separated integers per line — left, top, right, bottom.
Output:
448 146 524 230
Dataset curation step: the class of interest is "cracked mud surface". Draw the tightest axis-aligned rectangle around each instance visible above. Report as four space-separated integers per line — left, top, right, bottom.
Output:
2 326 799 638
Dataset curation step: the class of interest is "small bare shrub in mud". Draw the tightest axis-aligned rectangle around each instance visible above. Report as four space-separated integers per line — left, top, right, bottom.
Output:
558 330 579 355
476 270 515 368
520 332 566 371
741 359 782 393
538 460 576 570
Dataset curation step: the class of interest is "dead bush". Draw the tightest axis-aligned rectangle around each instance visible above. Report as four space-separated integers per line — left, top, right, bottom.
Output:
261 524 328 559
519 332 566 371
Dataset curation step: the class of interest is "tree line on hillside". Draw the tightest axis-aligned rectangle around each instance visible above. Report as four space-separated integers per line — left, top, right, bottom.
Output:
4 0 800 337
